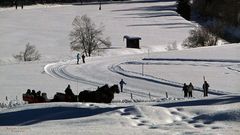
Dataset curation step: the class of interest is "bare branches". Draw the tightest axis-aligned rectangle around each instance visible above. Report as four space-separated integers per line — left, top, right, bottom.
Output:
13 43 41 61
69 15 111 56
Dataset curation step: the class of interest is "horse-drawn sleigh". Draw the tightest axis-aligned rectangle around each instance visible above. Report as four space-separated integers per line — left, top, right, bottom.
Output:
23 84 120 104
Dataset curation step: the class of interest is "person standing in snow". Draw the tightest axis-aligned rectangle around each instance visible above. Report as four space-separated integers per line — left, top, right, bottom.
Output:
21 0 23 9
203 81 209 97
182 83 188 97
77 53 80 64
14 0 18 9
119 79 126 92
188 82 194 97
82 54 85 63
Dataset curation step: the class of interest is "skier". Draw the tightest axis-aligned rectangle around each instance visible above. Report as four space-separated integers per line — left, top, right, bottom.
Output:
77 53 80 64
203 81 210 97
182 83 188 97
119 79 126 92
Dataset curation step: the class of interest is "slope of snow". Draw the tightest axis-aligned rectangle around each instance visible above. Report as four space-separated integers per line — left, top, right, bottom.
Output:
43 44 240 100
0 0 195 101
0 0 193 63
0 95 240 135
0 1 239 135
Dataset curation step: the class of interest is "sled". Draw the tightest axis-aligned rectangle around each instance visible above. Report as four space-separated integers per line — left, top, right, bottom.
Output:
22 93 48 104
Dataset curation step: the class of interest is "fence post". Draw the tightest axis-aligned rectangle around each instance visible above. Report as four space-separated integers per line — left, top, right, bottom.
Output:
77 81 79 102
130 93 133 100
149 92 151 100
148 49 150 58
166 92 168 98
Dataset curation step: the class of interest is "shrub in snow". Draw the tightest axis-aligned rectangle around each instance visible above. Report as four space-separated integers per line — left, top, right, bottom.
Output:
69 15 111 57
13 43 41 61
182 26 218 48
165 41 178 51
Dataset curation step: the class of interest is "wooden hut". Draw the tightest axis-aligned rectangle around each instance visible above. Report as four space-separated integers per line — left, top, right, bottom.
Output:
123 35 141 49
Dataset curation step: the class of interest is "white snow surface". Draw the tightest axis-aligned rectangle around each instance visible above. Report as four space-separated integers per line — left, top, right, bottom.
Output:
0 0 240 135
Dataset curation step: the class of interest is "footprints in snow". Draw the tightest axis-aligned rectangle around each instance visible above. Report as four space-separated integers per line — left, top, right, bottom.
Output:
173 108 222 130
118 107 187 129
117 107 222 130
118 108 158 129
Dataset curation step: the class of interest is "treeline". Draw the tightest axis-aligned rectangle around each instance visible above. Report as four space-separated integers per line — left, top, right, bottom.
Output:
0 0 79 7
0 0 123 7
192 0 240 27
176 0 191 20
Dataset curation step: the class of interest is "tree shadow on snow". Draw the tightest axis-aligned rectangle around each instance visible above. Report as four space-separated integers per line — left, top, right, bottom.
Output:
111 2 192 29
0 106 122 126
112 4 178 18
127 22 193 28
72 0 176 6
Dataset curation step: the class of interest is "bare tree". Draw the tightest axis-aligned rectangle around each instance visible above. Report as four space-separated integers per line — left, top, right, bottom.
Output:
13 43 41 61
69 15 111 57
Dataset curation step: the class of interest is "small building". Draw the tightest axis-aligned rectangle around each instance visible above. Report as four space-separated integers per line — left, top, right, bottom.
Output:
123 35 141 49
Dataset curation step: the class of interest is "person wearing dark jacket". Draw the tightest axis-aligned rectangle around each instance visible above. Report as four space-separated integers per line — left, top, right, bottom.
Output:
77 53 80 64
203 81 210 97
188 82 194 97
82 54 85 63
182 83 188 97
65 84 75 101
119 79 126 92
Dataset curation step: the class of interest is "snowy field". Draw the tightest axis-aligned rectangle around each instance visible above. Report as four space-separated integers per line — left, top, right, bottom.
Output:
0 0 240 134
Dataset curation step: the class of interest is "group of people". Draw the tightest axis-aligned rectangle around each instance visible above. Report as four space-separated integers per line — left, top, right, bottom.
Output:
182 81 210 98
24 89 47 103
77 53 85 64
24 79 210 103
182 82 194 97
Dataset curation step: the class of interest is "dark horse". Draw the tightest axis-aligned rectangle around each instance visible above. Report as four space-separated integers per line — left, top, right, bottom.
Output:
51 92 78 102
78 84 120 103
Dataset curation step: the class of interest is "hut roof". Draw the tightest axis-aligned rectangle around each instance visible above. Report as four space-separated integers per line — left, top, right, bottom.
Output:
123 35 141 40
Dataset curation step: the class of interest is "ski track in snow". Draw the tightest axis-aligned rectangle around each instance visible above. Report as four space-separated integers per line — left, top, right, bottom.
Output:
110 58 240 96
44 58 237 99
44 60 162 100
44 62 102 87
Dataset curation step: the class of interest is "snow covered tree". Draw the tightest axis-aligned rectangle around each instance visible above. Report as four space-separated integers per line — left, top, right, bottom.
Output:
69 15 111 57
13 43 41 61
182 26 218 48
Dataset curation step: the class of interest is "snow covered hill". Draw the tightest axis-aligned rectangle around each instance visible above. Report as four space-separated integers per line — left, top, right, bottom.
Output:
0 95 240 135
0 0 239 135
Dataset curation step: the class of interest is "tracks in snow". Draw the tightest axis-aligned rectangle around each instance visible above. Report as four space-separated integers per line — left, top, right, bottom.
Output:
44 58 239 99
44 61 102 87
109 58 239 96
